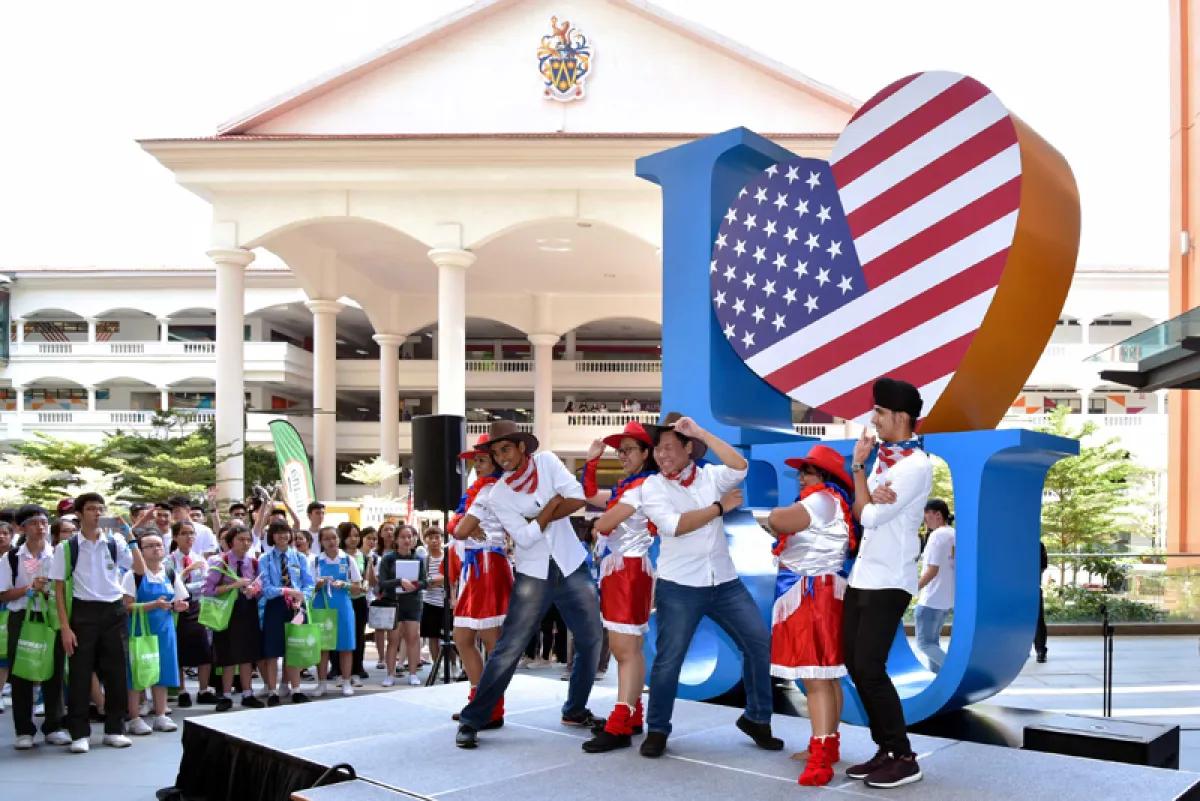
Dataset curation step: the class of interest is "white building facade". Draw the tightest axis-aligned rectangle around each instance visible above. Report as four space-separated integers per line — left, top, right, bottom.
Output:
0 0 1169 508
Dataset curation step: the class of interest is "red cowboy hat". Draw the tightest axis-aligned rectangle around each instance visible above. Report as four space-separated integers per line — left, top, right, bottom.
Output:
784 444 852 492
602 421 654 450
457 433 492 462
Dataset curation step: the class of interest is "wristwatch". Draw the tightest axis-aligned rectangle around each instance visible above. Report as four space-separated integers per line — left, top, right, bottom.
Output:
851 463 865 473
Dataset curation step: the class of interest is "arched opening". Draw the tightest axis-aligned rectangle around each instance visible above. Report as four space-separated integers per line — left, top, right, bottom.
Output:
246 301 377 358
22 377 87 411
1088 311 1157 347
96 377 160 412
90 308 160 342
407 317 529 361
1050 314 1082 345
163 307 217 343
19 309 86 343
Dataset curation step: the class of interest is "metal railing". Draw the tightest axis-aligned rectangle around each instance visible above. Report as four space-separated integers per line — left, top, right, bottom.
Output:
570 360 662 374
465 360 532 373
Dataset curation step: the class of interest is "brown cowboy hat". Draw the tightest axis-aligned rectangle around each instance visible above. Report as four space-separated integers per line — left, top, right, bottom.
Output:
784 444 852 492
643 412 708 461
457 433 491 462
484 420 539 454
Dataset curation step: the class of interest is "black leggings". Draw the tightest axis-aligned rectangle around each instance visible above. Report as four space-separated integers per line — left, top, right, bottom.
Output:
352 595 369 674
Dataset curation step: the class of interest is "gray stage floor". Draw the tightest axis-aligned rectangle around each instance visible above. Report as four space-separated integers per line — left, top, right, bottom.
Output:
192 675 1200 801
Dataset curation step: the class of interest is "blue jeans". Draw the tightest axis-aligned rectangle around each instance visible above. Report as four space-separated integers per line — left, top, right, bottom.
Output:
459 561 602 730
647 578 773 735
914 604 950 672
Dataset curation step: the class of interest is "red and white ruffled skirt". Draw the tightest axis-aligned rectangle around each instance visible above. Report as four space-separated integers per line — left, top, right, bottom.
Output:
769 570 847 680
599 553 654 635
453 548 513 630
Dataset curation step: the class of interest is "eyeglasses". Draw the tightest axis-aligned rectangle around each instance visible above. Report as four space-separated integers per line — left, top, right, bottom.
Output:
616 447 644 456
142 543 165 549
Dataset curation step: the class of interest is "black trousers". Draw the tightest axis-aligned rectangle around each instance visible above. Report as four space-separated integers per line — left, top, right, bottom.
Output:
6 608 66 737
1034 589 1047 657
66 599 128 739
842 586 913 756
351 595 369 674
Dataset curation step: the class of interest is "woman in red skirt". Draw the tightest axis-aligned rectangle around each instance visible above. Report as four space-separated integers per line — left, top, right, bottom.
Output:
579 420 658 753
766 444 858 787
448 435 513 728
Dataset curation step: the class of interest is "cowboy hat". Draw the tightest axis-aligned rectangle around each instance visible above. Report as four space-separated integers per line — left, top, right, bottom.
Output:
601 420 654 450
457 433 492 461
643 412 708 461
784 444 852 492
484 420 539 454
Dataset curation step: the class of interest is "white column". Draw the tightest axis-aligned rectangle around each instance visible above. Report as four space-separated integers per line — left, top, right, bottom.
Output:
158 317 170 343
86 317 97 344
10 386 23 438
529 333 558 450
15 387 24 414
564 330 577 360
428 248 475 416
159 387 170 412
86 386 97 413
1079 389 1091 415
210 247 255 504
1080 318 1093 346
374 333 404 496
306 299 345 502
493 341 503 361
14 318 24 345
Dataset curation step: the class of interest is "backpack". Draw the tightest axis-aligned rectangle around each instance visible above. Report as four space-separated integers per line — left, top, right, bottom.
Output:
7 549 17 583
66 534 119 580
133 563 176 592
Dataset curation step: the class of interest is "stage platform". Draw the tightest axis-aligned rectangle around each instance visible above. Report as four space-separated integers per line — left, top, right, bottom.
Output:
175 675 1200 801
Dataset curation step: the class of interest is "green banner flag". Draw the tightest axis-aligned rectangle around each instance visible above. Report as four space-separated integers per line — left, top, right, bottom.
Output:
268 419 317 508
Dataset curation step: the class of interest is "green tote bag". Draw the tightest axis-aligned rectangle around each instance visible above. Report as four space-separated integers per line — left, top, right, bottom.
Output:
285 598 320 669
129 607 161 690
311 589 338 652
12 596 56 683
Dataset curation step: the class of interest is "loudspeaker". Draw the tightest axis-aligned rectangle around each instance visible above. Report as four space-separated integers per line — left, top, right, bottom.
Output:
1024 716 1180 769
411 414 466 512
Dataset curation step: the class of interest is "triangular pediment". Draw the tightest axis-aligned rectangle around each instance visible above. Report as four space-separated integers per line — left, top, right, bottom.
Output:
224 0 856 137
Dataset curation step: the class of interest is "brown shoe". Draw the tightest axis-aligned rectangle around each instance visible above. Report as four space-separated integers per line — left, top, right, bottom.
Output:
864 753 923 789
845 747 890 779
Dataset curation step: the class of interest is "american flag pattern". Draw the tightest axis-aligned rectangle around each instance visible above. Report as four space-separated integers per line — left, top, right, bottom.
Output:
712 71 1021 424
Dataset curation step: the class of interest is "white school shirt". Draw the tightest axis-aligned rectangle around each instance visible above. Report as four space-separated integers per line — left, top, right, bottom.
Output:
917 526 956 610
477 451 587 580
0 541 55 612
640 462 748 587
50 532 135 603
190 521 220 556
169 549 209 597
848 449 933 596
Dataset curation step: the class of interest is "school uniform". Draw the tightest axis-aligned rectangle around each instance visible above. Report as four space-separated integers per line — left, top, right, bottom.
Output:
313 550 361 652
203 552 261 667
121 567 189 688
49 531 135 739
169 549 211 668
1 541 66 738
377 551 427 623
257 547 315 659
345 551 369 674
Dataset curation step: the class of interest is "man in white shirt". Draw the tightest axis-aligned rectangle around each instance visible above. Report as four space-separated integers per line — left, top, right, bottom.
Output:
1 504 72 749
914 499 955 673
51 492 145 753
638 415 783 759
455 421 602 749
843 378 933 789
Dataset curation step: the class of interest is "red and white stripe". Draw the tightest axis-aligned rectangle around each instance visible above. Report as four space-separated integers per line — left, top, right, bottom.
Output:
749 71 1022 424
30 321 70 342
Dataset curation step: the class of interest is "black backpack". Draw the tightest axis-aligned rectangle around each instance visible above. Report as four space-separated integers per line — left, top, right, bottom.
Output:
66 535 119 580
134 563 177 591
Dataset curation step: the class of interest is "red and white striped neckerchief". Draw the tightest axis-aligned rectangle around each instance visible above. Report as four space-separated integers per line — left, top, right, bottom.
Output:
875 438 921 475
506 456 539 494
664 461 698 488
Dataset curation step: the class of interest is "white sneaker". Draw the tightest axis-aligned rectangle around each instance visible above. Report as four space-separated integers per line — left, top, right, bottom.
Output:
381 676 395 688
14 734 34 750
280 685 292 699
313 682 326 698
69 738 90 754
342 684 354 697
351 676 363 688
126 717 153 736
45 730 72 746
103 733 132 748
33 703 44 717
152 715 177 733
407 674 422 686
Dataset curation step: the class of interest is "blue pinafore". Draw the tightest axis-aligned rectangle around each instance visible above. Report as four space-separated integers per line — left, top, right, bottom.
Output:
129 570 180 688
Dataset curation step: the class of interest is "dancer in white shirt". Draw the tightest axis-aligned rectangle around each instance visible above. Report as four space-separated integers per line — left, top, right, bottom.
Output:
843 378 932 789
455 421 603 749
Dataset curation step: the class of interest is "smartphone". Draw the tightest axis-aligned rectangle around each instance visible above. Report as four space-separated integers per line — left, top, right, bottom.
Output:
98 516 126 534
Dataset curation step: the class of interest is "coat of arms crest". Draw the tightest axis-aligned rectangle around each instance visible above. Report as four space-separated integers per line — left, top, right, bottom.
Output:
538 16 592 102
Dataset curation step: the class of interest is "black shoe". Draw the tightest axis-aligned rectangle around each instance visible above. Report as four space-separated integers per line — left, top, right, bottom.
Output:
300 669 313 679
480 718 504 731
455 724 478 749
356 671 370 680
241 696 265 709
176 692 193 709
864 753 923 789
640 731 668 758
267 694 281 708
846 748 890 779
214 698 233 713
455 670 469 682
89 705 106 722
291 692 310 704
1036 652 1048 663
562 708 599 728
582 728 631 753
196 691 218 705
592 717 644 735
735 714 784 751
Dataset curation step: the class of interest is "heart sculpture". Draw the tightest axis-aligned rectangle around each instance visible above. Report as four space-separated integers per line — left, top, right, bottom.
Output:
710 71 1080 433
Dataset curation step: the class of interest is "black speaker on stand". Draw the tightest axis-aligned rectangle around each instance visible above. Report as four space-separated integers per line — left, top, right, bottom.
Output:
410 414 466 686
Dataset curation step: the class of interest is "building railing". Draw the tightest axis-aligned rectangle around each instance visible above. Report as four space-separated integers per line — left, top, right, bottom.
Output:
569 360 662 374
465 360 532 373
11 341 217 358
2 409 214 429
562 412 659 427
466 420 535 434
1000 412 1166 429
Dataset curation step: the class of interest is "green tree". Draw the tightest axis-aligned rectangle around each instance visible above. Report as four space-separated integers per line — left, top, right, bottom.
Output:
1036 407 1150 586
